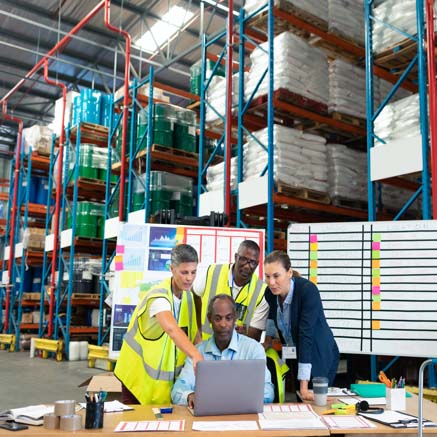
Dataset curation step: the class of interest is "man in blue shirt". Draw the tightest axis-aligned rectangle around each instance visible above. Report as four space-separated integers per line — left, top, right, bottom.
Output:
171 294 274 407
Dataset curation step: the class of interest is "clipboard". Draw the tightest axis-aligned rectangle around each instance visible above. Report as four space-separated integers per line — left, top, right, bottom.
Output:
358 410 437 428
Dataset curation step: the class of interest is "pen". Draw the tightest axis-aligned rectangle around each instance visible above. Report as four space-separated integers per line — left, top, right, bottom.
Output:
152 407 163 420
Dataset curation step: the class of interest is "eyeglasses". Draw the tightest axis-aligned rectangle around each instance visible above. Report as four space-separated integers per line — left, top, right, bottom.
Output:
237 255 259 268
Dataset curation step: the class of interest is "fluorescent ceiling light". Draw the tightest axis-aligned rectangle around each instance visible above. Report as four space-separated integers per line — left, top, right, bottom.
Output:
202 0 240 16
135 5 195 53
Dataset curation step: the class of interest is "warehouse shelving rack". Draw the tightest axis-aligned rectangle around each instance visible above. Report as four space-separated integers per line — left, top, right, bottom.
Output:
365 0 437 385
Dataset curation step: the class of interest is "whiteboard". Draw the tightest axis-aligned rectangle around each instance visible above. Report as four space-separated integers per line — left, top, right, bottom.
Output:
109 223 265 359
288 220 437 358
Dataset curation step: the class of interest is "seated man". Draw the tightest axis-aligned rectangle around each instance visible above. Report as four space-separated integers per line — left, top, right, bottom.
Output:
171 294 274 408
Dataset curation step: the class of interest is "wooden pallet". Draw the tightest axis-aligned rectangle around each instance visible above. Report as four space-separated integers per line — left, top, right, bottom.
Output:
72 293 100 300
151 143 198 159
310 35 364 63
22 292 42 300
70 122 110 148
331 196 368 211
331 111 366 129
374 37 417 73
277 184 330 204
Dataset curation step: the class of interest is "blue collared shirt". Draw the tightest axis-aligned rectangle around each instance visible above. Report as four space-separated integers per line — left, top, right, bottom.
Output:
171 330 274 405
265 280 312 381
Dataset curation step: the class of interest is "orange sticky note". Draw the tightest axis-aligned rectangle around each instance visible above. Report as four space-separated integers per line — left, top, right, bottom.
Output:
372 259 380 269
372 301 381 311
115 255 123 263
372 320 381 330
372 277 380 286
310 260 318 268
310 277 318 285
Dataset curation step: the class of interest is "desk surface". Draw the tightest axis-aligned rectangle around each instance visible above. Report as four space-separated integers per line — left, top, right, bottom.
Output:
0 395 435 436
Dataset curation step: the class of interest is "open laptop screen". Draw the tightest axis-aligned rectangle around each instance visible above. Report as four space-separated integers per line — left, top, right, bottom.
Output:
190 359 265 416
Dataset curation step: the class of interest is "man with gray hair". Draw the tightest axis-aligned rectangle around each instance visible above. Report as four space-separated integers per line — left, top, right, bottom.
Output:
115 243 203 405
193 240 269 341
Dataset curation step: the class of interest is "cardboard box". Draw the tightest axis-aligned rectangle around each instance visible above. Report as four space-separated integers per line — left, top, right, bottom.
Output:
21 312 33 323
79 373 122 401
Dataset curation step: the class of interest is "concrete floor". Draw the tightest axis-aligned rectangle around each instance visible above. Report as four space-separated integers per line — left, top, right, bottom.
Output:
0 350 102 411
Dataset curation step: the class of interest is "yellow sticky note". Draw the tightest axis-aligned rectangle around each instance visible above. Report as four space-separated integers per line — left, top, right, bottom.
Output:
120 271 144 288
310 243 318 251
310 260 318 268
372 277 380 286
372 301 381 311
372 259 380 269
372 320 381 330
122 296 132 304
176 227 185 243
310 277 318 285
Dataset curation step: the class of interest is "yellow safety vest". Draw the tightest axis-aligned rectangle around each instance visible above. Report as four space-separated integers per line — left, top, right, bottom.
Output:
114 277 197 405
266 347 290 403
201 264 266 339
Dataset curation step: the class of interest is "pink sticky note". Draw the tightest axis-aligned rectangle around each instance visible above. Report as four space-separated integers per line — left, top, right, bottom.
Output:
372 286 380 295
116 245 125 254
310 235 318 243
115 262 123 271
372 242 380 250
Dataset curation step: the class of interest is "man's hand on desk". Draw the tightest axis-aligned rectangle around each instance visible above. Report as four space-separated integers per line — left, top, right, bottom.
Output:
187 392 195 409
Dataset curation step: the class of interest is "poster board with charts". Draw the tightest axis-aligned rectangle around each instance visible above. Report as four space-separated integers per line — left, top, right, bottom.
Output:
287 220 437 357
109 223 265 359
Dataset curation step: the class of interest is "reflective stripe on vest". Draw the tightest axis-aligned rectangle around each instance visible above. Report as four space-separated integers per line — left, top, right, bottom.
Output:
266 347 290 403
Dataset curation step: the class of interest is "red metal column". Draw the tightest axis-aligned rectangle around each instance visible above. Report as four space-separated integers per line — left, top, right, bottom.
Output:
426 0 437 218
104 0 131 222
224 0 234 225
1 102 22 332
43 60 66 337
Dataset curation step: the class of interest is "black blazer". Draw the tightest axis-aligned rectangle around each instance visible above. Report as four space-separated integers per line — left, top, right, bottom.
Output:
265 276 339 382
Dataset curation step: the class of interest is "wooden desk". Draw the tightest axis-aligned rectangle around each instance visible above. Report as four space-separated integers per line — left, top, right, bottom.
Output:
0 396 435 436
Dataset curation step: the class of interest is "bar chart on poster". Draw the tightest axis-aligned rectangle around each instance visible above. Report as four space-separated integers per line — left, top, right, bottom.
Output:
287 220 437 357
109 223 265 359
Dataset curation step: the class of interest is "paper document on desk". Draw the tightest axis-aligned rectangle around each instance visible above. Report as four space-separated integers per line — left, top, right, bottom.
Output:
114 420 184 432
358 410 437 428
79 400 133 413
192 421 258 431
321 415 376 429
338 396 386 405
259 404 327 430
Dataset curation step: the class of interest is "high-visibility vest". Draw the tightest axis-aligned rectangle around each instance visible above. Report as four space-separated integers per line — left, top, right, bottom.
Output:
265 347 290 403
200 264 266 339
114 278 197 405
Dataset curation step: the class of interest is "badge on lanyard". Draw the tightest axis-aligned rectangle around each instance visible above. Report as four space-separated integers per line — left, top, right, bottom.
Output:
235 303 247 321
282 346 297 360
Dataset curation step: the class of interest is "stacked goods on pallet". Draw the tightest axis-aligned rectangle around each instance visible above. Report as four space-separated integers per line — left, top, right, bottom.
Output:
132 171 193 216
190 59 225 96
372 0 416 53
379 184 421 213
22 227 45 250
243 125 328 193
327 144 367 203
328 0 364 45
28 176 50 205
174 106 197 153
328 59 366 119
374 93 420 143
71 88 112 127
206 157 238 193
66 201 105 239
245 32 329 107
205 73 244 124
68 144 108 183
244 0 327 23
377 78 412 106
63 256 102 295
23 125 53 155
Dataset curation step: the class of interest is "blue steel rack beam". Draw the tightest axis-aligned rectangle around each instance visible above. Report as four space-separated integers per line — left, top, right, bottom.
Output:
365 0 434 386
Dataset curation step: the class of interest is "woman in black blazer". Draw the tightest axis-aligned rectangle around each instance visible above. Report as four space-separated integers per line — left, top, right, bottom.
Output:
264 250 339 401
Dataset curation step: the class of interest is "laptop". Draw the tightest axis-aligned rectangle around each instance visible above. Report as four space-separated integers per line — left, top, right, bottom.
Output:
188 359 266 416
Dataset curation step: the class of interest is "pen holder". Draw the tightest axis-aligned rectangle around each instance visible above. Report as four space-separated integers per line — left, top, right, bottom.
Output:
386 388 406 411
85 401 104 429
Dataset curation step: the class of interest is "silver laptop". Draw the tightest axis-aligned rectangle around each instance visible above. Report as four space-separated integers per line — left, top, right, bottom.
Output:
189 359 265 416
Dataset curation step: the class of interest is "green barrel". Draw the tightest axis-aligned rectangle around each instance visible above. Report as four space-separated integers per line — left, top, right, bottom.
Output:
79 144 98 179
173 123 196 152
132 191 145 212
149 188 172 203
149 199 170 215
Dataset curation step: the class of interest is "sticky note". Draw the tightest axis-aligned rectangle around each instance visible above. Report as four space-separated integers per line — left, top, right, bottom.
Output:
372 301 381 311
115 255 123 263
310 268 318 277
310 234 318 243
310 243 318 251
115 262 123 271
372 286 380 294
122 296 132 304
116 244 125 254
372 242 380 250
372 250 380 259
373 234 381 242
372 277 380 286
372 320 381 330
372 260 380 268
310 260 318 268
372 268 380 277
310 251 318 260
120 271 143 288
310 277 318 285
372 294 381 302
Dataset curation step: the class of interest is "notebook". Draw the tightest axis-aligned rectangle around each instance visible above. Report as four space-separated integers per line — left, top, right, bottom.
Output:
188 359 265 416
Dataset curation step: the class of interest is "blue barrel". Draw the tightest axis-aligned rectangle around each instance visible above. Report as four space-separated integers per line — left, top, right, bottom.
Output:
80 88 102 125
15 269 33 293
29 176 40 203
35 177 48 205
100 94 112 127
72 95 81 126
32 267 42 293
